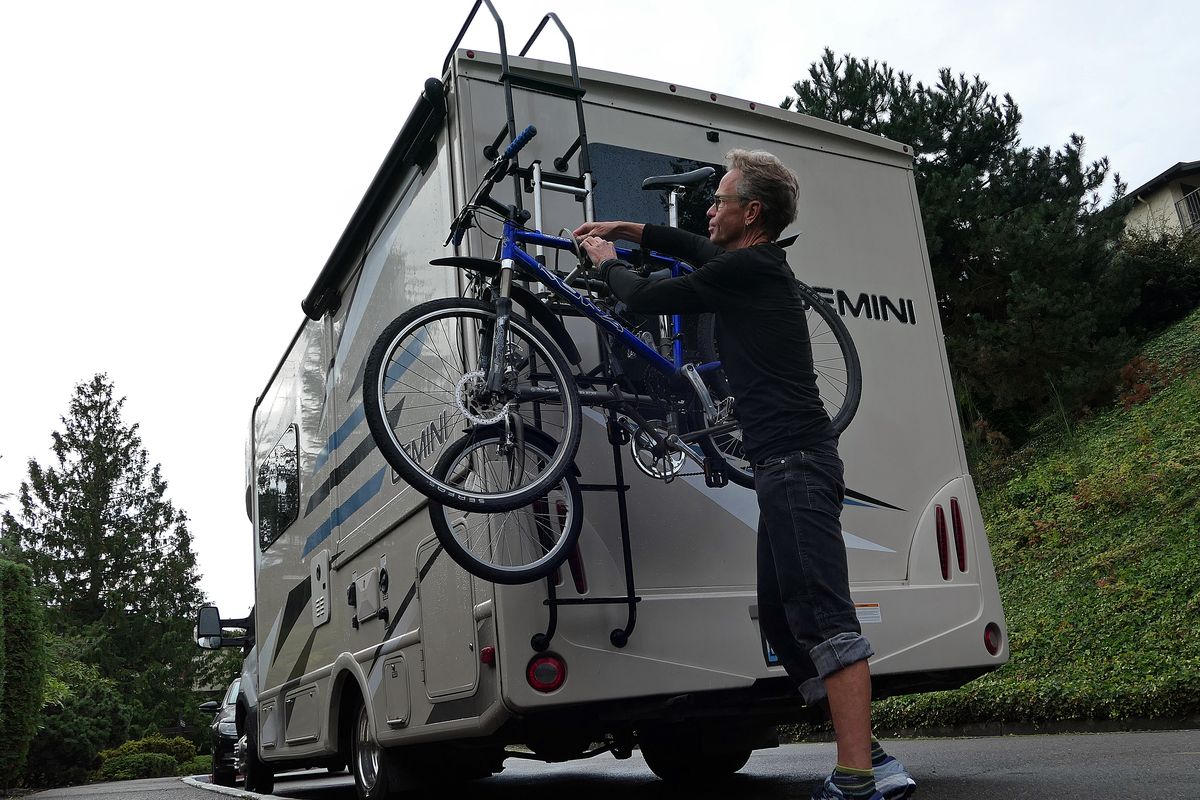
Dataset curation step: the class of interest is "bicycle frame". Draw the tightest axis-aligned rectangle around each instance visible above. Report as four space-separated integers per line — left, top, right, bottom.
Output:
489 220 723 390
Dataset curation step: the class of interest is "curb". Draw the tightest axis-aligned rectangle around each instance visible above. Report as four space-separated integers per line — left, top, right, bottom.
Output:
180 775 290 800
780 715 1200 742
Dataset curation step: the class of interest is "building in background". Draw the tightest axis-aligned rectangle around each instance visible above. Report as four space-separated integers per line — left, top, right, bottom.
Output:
1125 160 1200 233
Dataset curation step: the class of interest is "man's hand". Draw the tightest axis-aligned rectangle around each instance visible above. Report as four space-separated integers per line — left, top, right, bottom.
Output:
573 220 645 244
573 220 621 240
578 235 618 267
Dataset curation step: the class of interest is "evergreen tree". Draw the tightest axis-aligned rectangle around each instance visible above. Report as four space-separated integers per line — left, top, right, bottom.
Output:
784 50 1136 440
1 374 204 734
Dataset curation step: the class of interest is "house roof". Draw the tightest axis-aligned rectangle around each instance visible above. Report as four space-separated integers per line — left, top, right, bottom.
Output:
1127 160 1200 200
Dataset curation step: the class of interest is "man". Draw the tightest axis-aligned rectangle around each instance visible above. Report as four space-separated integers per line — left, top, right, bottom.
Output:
575 150 915 800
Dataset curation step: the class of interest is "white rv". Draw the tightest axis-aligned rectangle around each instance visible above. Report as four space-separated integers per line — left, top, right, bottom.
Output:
198 11 1007 798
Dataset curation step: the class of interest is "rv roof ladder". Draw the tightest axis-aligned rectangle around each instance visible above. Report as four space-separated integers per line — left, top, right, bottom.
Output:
443 1 597 252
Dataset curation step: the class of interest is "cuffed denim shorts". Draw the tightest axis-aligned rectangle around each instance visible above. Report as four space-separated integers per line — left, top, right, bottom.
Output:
753 438 873 704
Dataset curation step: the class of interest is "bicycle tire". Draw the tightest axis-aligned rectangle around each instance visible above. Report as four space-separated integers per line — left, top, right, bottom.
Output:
428 426 584 585
363 297 582 512
695 280 862 488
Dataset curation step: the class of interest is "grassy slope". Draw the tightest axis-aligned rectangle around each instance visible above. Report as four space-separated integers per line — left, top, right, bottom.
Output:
871 307 1200 729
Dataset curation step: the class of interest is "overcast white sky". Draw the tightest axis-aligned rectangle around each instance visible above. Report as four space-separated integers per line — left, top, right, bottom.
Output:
2 0 1196 616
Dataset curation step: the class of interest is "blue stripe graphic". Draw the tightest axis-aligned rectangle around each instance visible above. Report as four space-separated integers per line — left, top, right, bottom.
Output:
302 468 388 557
313 406 364 475
311 327 429 475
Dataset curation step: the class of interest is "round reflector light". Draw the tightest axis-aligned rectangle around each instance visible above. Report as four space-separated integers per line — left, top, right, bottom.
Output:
526 654 566 692
984 622 1003 655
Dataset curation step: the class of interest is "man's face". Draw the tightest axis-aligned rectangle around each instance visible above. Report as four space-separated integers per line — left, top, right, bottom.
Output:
707 169 746 248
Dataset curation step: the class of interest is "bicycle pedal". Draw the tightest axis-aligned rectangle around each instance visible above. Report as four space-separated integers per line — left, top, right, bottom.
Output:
703 458 728 488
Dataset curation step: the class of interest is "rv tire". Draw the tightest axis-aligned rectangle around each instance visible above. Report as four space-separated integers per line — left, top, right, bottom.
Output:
640 741 752 784
351 701 406 800
243 722 274 794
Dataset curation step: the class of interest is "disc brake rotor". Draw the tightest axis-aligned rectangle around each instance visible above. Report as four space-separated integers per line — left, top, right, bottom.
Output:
455 370 512 425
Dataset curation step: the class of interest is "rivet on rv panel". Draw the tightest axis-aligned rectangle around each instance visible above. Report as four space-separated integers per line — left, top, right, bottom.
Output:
710 93 717 101
750 102 757 110
467 50 475 58
669 84 677 92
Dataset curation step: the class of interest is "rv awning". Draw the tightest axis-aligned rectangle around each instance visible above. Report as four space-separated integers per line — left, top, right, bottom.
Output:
301 77 447 320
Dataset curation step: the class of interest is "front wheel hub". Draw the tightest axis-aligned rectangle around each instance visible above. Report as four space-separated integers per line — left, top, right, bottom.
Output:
455 370 511 425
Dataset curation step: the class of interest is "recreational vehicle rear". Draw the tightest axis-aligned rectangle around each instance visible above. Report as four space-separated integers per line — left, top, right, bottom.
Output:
198 13 1007 798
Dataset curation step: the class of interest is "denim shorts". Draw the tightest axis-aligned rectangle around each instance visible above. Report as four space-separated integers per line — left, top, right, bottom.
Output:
753 438 873 704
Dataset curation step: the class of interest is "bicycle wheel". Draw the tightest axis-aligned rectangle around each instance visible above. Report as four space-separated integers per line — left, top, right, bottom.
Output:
363 297 582 512
695 281 862 487
697 281 861 432
428 426 583 585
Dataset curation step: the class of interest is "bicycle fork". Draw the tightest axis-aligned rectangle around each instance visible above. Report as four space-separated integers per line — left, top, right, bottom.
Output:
484 258 517 393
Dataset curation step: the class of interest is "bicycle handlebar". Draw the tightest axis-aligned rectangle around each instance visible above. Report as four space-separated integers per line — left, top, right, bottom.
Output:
502 125 537 160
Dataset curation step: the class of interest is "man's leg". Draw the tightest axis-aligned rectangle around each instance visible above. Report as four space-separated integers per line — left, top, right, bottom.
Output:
754 443 884 797
823 659 873 770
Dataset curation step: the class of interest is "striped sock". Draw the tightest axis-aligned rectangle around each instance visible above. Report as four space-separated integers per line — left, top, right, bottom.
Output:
832 764 877 799
870 736 889 768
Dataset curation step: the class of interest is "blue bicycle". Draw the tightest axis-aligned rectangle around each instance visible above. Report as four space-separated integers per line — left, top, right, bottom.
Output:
362 127 860 580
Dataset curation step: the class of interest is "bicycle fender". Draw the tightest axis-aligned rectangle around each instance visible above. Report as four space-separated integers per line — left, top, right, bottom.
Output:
431 256 499 278
429 258 582 366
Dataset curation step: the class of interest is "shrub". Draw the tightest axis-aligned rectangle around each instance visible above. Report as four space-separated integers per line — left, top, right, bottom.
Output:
96 752 177 782
99 734 196 766
22 674 130 788
0 558 47 791
176 754 212 777
1117 228 1200 335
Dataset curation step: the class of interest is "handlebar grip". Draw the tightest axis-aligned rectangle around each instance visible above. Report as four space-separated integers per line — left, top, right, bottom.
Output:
501 125 537 160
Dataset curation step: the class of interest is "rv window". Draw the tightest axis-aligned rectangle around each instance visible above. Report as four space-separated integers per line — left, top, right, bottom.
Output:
257 425 300 550
589 143 721 239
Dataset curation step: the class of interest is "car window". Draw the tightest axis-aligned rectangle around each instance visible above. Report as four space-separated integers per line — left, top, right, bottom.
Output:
223 678 240 706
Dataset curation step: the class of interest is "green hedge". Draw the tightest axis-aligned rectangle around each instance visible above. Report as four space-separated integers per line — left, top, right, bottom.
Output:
177 754 212 777
98 734 196 766
96 752 178 782
0 558 47 790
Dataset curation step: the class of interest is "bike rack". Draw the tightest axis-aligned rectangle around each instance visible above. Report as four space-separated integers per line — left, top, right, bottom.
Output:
447 1 638 652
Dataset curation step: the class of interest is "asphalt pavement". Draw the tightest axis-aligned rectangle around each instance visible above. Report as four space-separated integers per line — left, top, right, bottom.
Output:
21 730 1200 800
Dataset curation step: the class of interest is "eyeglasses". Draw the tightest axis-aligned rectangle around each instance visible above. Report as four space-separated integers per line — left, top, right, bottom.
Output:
711 194 745 211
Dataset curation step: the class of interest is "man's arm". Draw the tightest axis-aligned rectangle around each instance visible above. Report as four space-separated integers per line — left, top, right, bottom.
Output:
599 256 730 315
574 220 645 244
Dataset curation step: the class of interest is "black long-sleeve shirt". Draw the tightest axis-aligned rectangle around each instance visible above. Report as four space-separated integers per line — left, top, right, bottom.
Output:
602 224 834 464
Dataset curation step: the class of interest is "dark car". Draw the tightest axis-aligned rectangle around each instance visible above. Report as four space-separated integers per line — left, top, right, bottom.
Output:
199 677 240 786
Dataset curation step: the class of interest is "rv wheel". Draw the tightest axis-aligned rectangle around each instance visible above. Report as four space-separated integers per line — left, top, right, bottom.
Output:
642 744 751 783
640 735 751 784
243 724 274 794
351 703 406 800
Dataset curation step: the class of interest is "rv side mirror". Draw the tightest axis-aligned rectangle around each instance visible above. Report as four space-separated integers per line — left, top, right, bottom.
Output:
196 604 223 650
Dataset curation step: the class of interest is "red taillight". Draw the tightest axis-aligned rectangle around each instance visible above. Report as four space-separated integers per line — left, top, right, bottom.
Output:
480 646 496 666
951 497 967 573
527 654 567 692
984 622 1003 655
935 505 950 580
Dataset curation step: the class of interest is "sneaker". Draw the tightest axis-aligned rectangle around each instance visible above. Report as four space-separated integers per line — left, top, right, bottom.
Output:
810 777 885 800
813 758 915 800
874 756 917 800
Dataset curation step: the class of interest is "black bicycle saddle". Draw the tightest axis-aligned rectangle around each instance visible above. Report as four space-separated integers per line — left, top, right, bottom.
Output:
641 166 716 192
